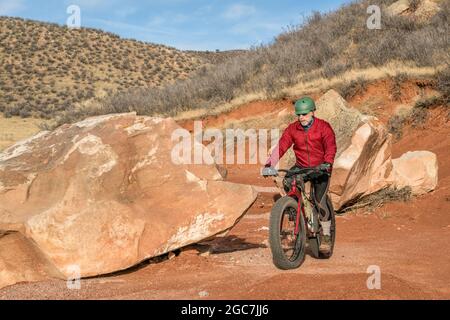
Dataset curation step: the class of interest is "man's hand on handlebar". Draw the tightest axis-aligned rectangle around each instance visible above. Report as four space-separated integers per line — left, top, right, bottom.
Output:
261 163 331 178
317 162 332 172
262 166 278 177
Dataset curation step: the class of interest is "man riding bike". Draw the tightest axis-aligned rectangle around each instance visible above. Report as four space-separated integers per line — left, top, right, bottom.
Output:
262 96 337 249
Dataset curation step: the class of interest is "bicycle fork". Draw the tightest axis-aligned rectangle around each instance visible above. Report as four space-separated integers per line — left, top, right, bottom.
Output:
294 198 303 235
289 180 317 236
295 198 318 236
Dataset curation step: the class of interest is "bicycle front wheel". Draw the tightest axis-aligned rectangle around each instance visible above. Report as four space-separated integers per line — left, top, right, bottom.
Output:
269 196 306 270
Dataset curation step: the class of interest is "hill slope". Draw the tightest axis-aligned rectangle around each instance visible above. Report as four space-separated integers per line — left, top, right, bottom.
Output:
0 17 206 119
84 0 447 124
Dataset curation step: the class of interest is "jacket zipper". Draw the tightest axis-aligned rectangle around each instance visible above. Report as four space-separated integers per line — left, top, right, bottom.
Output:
305 131 311 167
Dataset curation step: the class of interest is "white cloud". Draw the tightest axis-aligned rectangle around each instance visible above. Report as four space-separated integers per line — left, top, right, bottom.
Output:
0 0 26 15
147 12 189 28
222 4 256 20
148 16 166 27
172 13 189 24
115 7 137 18
194 4 213 16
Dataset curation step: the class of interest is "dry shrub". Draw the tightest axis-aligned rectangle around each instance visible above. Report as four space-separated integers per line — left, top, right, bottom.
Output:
390 73 408 101
409 0 421 12
387 114 407 139
436 65 450 106
339 186 412 213
410 106 429 128
337 77 368 100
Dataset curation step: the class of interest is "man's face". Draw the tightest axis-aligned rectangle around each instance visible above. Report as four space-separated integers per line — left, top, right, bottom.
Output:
297 111 314 126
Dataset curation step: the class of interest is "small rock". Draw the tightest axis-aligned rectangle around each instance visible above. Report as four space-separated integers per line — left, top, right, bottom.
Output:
199 291 209 297
168 252 176 260
200 250 211 257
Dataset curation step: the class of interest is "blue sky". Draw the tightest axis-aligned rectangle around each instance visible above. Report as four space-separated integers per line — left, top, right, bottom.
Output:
0 0 352 50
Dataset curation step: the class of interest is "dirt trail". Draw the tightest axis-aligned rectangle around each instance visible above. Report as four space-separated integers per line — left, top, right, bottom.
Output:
2 188 448 299
1 83 449 300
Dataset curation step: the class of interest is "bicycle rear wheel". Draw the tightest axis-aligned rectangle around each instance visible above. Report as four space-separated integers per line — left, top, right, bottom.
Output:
269 196 306 269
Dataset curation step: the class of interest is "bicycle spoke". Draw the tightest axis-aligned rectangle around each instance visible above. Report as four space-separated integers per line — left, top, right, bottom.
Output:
279 208 299 260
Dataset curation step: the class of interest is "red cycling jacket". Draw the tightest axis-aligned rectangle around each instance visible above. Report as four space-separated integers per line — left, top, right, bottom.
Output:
266 117 337 168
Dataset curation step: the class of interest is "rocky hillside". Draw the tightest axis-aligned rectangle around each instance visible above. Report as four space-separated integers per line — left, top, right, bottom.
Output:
0 17 206 119
59 0 448 126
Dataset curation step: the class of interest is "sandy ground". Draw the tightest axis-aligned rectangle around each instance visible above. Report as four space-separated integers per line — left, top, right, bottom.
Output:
1 81 449 300
1 188 448 300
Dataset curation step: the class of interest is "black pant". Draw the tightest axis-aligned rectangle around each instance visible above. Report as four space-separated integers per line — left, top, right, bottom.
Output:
290 165 330 213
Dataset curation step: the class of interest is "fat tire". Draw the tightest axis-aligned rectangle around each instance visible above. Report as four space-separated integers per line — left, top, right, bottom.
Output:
269 196 306 270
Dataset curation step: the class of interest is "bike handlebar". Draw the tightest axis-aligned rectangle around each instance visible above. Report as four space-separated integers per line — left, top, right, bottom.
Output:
263 166 330 178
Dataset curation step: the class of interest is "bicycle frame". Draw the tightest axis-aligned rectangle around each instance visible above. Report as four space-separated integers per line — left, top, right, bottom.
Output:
270 166 328 238
285 177 313 236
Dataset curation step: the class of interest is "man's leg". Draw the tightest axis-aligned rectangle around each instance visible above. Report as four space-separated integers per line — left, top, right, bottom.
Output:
313 174 330 217
313 175 332 248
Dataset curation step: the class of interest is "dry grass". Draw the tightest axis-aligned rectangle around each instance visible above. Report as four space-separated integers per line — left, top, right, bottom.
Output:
0 115 47 151
283 63 440 97
174 64 442 122
339 186 413 213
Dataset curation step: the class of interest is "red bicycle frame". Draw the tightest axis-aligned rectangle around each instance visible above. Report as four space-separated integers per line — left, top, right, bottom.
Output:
286 178 306 236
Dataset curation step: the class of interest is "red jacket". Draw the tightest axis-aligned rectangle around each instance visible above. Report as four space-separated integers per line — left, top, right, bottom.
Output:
266 117 337 168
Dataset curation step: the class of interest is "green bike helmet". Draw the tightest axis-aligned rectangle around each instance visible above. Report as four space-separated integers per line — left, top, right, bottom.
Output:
294 97 316 115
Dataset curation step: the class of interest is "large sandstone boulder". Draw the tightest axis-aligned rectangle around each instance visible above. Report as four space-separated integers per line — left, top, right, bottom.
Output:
315 89 368 157
330 119 394 209
391 151 438 195
0 112 257 287
0 231 61 289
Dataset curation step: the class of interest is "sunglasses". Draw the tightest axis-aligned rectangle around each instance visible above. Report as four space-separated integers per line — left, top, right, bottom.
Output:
296 113 310 116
